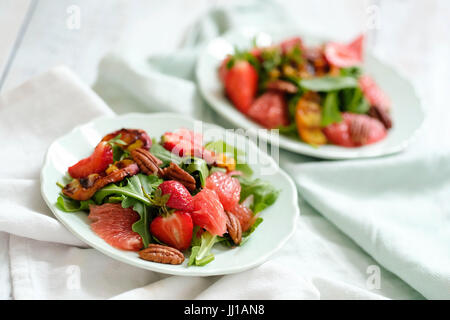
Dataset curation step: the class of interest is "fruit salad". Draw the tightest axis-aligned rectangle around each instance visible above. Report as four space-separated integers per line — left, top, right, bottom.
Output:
219 34 393 147
56 128 279 266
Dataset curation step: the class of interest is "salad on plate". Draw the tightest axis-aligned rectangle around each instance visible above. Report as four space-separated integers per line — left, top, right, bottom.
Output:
56 128 279 266
219 34 393 147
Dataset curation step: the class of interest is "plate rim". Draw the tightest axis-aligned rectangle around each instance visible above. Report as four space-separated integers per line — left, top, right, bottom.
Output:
196 26 426 160
40 112 300 276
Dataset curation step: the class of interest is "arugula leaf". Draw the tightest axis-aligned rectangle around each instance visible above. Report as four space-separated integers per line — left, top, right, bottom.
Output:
56 195 94 213
241 217 263 245
340 66 362 78
238 177 280 213
204 140 253 176
94 174 162 205
321 91 342 127
278 122 299 138
182 157 209 188
299 76 358 92
341 87 370 114
150 141 182 166
188 230 221 267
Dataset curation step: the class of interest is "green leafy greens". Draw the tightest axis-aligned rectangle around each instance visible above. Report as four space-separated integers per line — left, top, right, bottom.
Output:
238 176 280 214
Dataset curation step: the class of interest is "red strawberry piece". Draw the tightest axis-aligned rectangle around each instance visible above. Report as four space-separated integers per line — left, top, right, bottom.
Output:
205 171 241 211
324 34 364 68
150 211 193 251
68 141 113 179
161 128 204 158
359 75 391 111
88 203 143 251
279 36 303 54
323 112 387 147
225 60 258 114
247 91 290 129
229 203 256 233
192 189 227 236
159 180 194 212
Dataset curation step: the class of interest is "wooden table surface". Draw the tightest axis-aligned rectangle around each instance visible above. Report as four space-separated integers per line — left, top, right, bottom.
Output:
0 0 375 93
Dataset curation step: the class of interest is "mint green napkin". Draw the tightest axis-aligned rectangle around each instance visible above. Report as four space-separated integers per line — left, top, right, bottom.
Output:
94 0 449 299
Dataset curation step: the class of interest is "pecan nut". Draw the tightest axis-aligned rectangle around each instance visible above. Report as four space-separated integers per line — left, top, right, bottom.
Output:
225 211 242 245
131 148 162 175
368 105 392 129
160 162 196 191
139 244 185 265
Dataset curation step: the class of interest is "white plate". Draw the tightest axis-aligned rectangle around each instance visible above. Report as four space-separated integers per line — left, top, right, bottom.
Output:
196 27 425 159
40 112 299 276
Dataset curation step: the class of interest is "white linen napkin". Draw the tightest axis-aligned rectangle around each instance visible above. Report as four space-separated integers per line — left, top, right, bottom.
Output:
0 66 421 300
93 0 450 299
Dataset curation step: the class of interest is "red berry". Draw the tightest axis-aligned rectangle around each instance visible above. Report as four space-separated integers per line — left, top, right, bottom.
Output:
324 34 364 68
205 172 241 211
192 189 227 236
159 180 194 212
68 141 113 178
161 128 204 158
359 75 391 111
225 60 258 114
279 36 303 54
150 211 193 251
247 91 290 129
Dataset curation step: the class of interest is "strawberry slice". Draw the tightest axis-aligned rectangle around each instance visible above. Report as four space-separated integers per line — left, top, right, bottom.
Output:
247 91 290 129
324 34 364 68
68 141 113 179
279 36 303 54
205 172 241 211
192 189 227 236
150 211 193 251
359 75 391 111
225 60 258 114
161 128 204 158
158 180 194 212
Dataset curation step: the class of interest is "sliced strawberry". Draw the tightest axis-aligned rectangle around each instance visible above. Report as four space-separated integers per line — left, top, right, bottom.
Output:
161 128 204 158
150 211 193 251
68 141 113 179
192 189 227 236
359 75 391 111
225 60 258 113
229 203 256 233
89 203 143 251
279 36 303 54
324 34 364 68
323 112 387 147
247 91 290 129
158 180 194 212
205 172 241 211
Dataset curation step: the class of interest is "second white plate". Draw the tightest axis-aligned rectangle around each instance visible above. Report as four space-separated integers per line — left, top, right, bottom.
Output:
196 27 425 159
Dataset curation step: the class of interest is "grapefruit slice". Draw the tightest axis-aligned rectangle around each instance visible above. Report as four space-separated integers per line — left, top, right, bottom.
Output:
88 203 143 251
205 171 241 211
192 189 227 236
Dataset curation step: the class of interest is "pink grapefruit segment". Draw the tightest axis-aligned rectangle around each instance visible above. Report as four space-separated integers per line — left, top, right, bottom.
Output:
88 203 143 251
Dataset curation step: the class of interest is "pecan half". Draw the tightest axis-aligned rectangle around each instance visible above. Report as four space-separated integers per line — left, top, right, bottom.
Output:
225 211 242 245
139 244 185 265
131 148 162 175
63 162 139 200
368 105 392 129
266 80 298 94
160 162 196 191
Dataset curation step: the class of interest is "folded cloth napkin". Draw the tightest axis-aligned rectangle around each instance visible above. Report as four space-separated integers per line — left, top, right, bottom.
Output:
1 66 419 300
94 0 450 299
